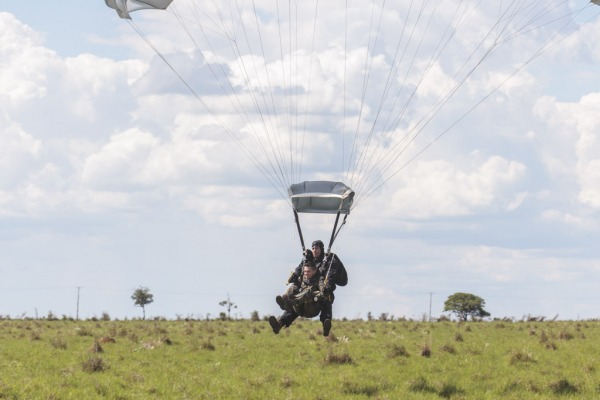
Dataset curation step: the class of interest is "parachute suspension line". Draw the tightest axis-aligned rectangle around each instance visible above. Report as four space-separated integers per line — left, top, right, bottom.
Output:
351 0 443 198
275 1 294 185
293 1 302 184
492 2 581 50
171 2 288 193
353 0 474 198
229 1 291 189
290 2 296 184
350 0 435 198
342 0 348 177
290 0 298 183
297 0 321 183
345 0 385 188
354 1 594 209
356 2 476 200
188 0 290 192
127 17 289 201
357 4 507 201
172 3 290 194
170 0 236 40
248 0 292 188
232 0 297 191
355 0 518 200
356 40 554 207
207 0 235 39
182 2 296 200
351 0 385 190
499 1 564 44
351 0 447 198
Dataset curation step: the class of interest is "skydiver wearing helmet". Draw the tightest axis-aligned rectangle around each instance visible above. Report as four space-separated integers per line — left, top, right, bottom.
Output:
269 240 344 337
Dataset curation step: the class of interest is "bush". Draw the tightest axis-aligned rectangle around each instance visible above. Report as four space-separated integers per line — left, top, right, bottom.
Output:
549 379 577 395
388 344 410 358
509 350 535 365
81 356 106 373
420 343 431 357
324 351 353 365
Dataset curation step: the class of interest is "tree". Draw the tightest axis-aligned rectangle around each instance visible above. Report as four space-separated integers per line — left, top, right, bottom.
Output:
219 293 237 320
131 286 154 320
443 292 490 321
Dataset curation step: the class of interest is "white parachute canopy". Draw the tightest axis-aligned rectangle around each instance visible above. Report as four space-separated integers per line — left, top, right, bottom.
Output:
105 0 173 19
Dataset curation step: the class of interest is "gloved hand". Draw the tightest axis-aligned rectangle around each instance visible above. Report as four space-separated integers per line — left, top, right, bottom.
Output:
313 290 328 302
294 287 313 303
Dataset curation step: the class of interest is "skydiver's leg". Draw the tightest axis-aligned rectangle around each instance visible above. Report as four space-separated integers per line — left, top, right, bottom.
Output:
277 285 299 310
268 315 281 334
319 300 332 322
319 300 333 337
269 309 298 334
279 309 298 327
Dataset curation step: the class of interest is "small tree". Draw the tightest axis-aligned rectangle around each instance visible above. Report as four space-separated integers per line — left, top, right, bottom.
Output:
219 293 237 320
443 292 490 321
131 286 154 320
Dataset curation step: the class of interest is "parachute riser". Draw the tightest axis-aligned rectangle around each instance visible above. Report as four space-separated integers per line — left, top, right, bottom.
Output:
293 210 306 252
323 212 348 287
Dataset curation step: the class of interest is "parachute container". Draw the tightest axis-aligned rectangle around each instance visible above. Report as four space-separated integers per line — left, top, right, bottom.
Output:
288 181 354 215
105 0 174 19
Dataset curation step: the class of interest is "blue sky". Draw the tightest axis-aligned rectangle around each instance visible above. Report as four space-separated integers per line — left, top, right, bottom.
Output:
1 1 600 321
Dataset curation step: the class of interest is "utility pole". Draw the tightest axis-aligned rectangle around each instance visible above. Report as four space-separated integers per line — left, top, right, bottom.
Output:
76 287 81 321
428 292 434 322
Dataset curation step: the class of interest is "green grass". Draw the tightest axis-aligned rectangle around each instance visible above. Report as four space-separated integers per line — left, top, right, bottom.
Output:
0 319 599 398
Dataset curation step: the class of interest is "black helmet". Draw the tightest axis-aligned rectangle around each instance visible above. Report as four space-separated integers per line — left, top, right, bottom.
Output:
311 240 324 251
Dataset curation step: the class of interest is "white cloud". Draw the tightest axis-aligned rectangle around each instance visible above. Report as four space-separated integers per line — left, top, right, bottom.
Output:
62 54 146 122
81 128 161 189
534 92 600 209
0 115 42 188
0 13 60 105
540 209 598 230
381 155 526 218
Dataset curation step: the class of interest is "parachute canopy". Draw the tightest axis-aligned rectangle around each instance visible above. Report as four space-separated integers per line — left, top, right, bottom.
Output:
289 182 354 215
105 0 173 19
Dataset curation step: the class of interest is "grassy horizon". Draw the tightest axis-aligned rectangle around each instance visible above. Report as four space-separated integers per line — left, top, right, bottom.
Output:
0 318 598 399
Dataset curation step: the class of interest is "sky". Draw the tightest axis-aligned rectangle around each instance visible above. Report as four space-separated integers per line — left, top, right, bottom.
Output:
1 1 600 322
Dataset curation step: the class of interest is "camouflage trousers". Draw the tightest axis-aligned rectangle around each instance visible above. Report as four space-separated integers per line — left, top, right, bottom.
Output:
281 285 321 318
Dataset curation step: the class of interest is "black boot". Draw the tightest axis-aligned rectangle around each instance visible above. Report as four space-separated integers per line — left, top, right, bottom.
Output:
269 316 281 334
322 319 331 337
275 295 286 310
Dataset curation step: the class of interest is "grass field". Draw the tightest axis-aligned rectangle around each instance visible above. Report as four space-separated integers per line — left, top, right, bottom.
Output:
0 318 598 399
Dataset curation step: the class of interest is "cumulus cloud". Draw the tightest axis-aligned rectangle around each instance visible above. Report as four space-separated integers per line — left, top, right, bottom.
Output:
457 244 595 284
534 92 600 209
0 114 42 188
382 155 527 218
0 13 59 105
